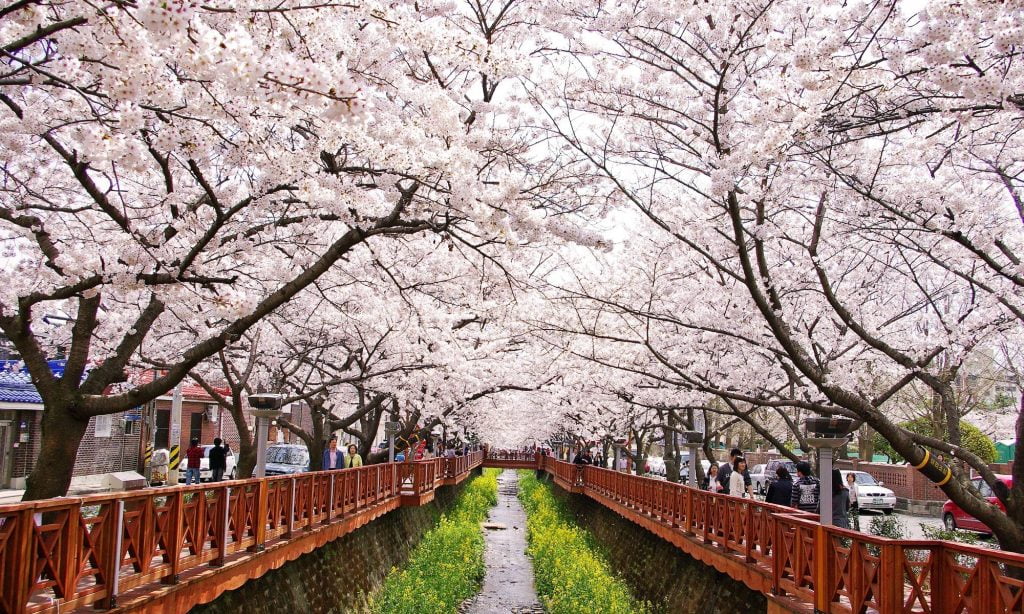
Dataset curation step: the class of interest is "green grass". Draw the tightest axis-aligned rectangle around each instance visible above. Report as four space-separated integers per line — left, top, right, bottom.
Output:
517 471 648 614
370 468 499 613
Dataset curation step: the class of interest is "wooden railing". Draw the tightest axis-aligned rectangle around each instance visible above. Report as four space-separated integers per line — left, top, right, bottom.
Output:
0 451 483 614
538 458 1024 614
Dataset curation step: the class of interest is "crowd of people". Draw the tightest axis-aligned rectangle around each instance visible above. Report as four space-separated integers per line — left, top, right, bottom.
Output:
701 448 853 529
560 443 854 529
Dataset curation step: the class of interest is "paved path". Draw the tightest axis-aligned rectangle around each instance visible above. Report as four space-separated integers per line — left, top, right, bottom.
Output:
462 470 543 614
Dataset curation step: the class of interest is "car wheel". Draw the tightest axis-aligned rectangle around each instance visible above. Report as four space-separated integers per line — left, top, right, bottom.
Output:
229 469 236 480
882 507 893 515
943 513 957 531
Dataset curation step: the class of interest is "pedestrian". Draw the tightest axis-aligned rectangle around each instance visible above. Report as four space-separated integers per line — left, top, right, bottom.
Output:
791 461 821 513
717 448 743 491
185 438 203 485
617 454 629 472
729 456 749 498
832 468 851 529
704 464 724 492
846 472 860 530
345 444 363 468
573 447 588 465
209 437 227 482
322 437 345 470
581 449 594 465
765 466 793 506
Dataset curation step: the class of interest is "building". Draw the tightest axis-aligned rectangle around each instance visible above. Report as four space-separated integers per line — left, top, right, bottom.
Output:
0 362 141 489
137 370 242 454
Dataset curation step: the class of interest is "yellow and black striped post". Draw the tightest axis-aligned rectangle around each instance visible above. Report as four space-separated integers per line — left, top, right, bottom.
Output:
168 444 180 481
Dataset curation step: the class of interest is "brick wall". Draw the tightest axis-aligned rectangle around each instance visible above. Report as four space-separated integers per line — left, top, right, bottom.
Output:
7 409 141 487
835 460 947 501
191 475 470 614
556 486 767 613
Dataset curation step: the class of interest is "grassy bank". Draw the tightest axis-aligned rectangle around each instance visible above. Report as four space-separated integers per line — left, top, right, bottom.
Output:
517 471 648 614
370 468 498 613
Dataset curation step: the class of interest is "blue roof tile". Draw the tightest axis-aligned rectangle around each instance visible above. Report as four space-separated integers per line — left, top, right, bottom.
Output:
0 370 42 404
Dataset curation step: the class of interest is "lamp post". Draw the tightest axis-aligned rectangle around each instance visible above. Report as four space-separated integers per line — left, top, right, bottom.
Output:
804 415 854 526
679 431 704 487
431 425 442 457
249 393 282 478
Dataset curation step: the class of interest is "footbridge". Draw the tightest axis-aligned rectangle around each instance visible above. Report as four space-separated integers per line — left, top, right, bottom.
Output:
2 450 1022 613
0 452 483 613
486 452 1024 614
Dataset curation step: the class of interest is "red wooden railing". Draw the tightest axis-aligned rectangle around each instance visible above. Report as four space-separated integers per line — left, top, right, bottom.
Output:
536 457 1024 614
0 450 484 614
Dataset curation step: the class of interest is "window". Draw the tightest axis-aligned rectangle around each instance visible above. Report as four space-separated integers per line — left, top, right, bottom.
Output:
123 420 139 436
190 412 203 443
155 410 170 448
94 415 112 438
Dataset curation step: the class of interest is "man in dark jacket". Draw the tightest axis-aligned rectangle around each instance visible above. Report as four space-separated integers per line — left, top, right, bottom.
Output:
209 438 228 481
791 461 821 513
765 466 793 506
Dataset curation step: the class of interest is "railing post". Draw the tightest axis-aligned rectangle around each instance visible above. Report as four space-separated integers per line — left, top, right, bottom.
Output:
251 479 268 552
813 525 829 612
164 492 183 583
928 544 950 614
101 500 125 609
683 489 693 534
286 479 296 537
771 515 784 596
305 476 315 530
743 501 755 562
879 541 903 614
356 470 362 507
212 487 230 567
326 474 335 525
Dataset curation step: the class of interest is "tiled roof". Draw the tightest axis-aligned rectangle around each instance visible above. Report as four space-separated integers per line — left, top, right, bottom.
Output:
135 370 231 403
0 370 42 404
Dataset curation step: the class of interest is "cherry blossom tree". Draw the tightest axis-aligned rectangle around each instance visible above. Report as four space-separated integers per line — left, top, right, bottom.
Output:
536 0 1024 550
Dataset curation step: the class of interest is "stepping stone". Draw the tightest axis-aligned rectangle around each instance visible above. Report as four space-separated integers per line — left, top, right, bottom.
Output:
481 522 507 530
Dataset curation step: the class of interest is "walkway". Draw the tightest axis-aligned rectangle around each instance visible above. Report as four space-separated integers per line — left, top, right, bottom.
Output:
462 470 541 614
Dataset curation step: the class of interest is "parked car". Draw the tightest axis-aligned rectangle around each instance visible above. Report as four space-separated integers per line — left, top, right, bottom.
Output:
942 475 1011 534
647 457 666 477
762 459 799 492
749 464 769 495
177 445 237 482
680 459 712 482
264 444 310 475
841 470 897 514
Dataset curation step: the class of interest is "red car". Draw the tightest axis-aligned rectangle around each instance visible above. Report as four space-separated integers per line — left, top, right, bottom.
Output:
941 475 1011 534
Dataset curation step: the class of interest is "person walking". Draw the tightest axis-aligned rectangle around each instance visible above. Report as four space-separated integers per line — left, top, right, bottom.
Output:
717 448 744 491
704 464 724 492
729 456 749 498
208 437 227 482
322 437 345 470
846 472 860 530
345 444 363 468
791 461 821 513
184 438 203 485
832 468 851 529
765 466 793 506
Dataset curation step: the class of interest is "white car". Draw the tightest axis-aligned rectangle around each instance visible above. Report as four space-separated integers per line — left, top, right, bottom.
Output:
180 445 237 482
841 470 896 513
749 464 769 495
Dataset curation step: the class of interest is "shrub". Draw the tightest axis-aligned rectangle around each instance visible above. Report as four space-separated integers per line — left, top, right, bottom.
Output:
371 469 499 613
517 470 648 614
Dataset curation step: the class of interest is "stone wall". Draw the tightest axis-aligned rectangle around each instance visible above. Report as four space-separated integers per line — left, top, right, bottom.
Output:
552 483 767 614
192 475 471 614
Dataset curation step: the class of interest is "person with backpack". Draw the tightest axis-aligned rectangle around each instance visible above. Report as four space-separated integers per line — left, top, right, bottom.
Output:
790 461 821 513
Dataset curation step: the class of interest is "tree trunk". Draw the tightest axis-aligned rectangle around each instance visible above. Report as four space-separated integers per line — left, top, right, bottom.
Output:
227 401 256 478
23 404 90 501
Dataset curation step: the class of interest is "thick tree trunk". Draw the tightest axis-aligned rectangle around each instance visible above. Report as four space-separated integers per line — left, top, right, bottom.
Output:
227 402 256 478
23 404 90 501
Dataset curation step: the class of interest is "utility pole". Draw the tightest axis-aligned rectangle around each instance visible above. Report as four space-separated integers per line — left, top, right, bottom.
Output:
167 382 183 485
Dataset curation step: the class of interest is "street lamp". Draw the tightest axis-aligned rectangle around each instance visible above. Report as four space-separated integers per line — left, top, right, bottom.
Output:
249 393 282 478
679 430 704 487
804 415 854 526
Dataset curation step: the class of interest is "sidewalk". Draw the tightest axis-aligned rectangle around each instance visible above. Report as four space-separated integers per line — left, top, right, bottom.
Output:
0 473 118 504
